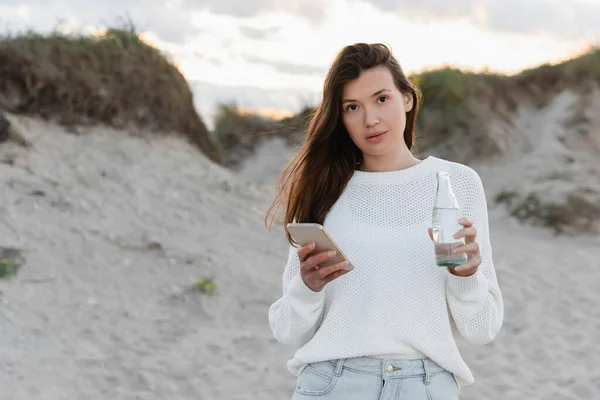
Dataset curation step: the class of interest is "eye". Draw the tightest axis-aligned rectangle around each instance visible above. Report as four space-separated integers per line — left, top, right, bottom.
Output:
345 104 358 112
378 96 389 103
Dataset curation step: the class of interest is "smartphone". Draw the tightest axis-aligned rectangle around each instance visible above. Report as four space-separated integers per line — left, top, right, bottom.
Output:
285 223 352 268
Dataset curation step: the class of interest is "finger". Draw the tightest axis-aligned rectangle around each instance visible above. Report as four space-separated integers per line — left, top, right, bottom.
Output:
453 227 477 242
455 255 482 272
318 260 353 278
304 250 337 271
454 264 478 275
458 218 473 227
453 242 479 255
428 228 433 241
297 242 316 262
300 259 318 274
322 268 351 284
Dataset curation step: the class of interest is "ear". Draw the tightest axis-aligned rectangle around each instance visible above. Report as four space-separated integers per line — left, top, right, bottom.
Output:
404 93 414 113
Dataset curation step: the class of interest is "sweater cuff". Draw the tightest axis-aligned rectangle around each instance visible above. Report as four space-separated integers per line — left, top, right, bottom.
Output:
287 273 325 306
446 268 488 299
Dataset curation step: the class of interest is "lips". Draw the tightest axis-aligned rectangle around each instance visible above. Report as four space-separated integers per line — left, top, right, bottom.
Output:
366 131 387 139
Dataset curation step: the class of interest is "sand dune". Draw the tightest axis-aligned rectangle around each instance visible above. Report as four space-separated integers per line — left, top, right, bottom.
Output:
0 112 599 399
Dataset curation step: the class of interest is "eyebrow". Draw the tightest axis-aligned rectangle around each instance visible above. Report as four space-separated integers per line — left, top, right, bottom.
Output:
341 89 392 104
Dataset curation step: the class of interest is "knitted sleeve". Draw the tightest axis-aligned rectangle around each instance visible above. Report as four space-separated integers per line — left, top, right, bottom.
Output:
268 245 326 346
445 164 504 345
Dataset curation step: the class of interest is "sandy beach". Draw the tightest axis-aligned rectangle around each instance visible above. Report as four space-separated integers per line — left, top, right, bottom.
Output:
1 111 599 399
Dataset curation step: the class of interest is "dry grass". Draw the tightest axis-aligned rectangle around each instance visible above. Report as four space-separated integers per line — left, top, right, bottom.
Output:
211 103 308 168
494 189 600 235
0 22 221 163
211 47 600 165
514 46 600 96
409 46 600 160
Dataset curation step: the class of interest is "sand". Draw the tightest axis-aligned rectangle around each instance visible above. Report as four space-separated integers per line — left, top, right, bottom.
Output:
0 103 599 400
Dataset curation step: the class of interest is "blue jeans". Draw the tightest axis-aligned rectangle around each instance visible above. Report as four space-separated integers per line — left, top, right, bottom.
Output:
291 357 460 400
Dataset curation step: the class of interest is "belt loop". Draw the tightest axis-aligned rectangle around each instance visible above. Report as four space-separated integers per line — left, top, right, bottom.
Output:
422 358 431 385
334 358 345 377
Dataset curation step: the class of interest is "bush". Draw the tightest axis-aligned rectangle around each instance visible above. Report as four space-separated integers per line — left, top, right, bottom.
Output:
494 190 519 207
211 103 306 168
515 46 600 92
495 189 600 235
508 193 572 233
405 47 600 161
0 21 221 163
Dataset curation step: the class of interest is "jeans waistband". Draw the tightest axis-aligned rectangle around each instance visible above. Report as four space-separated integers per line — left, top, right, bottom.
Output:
321 356 446 381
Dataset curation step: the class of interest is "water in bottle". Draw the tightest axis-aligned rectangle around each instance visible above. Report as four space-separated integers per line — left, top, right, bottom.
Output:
432 171 468 267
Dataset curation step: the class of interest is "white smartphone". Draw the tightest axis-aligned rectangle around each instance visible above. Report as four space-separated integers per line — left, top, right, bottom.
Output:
285 223 352 268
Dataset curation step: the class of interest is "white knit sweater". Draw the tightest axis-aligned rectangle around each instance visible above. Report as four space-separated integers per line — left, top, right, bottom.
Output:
268 156 504 386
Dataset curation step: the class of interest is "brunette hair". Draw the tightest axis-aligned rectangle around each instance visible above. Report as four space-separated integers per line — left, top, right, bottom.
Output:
265 43 421 244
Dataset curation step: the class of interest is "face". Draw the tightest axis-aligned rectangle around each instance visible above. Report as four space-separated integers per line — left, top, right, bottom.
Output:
341 66 413 164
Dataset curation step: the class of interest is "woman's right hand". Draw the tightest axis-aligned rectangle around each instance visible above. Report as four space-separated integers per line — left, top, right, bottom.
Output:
298 242 354 292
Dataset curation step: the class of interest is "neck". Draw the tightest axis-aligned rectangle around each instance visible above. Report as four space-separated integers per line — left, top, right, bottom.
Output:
360 149 421 173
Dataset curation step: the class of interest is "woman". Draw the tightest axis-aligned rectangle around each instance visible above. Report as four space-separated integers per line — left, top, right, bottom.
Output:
266 43 503 399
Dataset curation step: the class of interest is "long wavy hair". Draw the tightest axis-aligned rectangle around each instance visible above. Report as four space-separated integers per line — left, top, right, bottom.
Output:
265 43 422 245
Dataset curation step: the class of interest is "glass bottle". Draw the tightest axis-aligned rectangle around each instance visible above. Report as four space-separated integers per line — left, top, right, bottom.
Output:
432 172 468 267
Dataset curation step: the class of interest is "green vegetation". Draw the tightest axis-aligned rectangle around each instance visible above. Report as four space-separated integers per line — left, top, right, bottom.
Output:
495 189 573 234
2 18 597 168
189 277 218 295
494 190 519 207
515 47 600 93
494 189 600 235
213 103 279 145
0 21 221 163
212 47 600 165
410 47 600 156
278 105 315 129
0 247 26 279
212 103 307 167
414 46 600 119
542 170 573 182
508 193 571 233
412 68 500 126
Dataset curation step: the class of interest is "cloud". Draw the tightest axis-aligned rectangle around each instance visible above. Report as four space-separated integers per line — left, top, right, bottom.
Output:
0 0 198 43
238 26 281 40
483 0 600 39
193 52 224 66
244 55 327 75
181 0 327 23
183 0 264 18
364 0 600 39
190 0 600 40
367 0 473 18
0 0 327 43
2 0 597 46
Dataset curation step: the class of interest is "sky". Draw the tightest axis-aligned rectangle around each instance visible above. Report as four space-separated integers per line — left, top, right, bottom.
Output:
1 0 599 127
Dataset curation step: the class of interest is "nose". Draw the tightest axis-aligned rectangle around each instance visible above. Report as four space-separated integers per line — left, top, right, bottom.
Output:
363 106 380 127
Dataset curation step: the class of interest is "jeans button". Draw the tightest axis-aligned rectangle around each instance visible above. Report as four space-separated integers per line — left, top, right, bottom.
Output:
386 365 394 373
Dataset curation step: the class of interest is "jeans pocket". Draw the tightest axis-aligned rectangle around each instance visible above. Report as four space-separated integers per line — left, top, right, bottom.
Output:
295 361 339 396
426 371 460 400
451 373 461 396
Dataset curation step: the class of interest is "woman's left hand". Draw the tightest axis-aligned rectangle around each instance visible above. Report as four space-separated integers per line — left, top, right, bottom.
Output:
428 218 481 277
